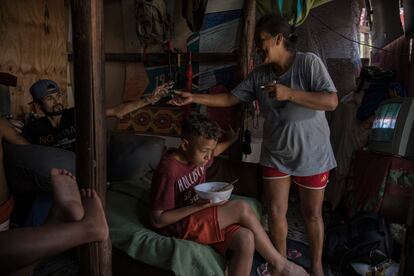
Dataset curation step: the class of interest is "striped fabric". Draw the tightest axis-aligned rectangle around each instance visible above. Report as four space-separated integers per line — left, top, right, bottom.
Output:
188 0 244 92
257 0 332 26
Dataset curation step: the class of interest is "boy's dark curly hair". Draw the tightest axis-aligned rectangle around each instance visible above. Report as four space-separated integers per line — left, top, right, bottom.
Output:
181 113 222 140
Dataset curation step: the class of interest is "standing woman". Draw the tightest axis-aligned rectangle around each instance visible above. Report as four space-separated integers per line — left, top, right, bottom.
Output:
169 14 337 276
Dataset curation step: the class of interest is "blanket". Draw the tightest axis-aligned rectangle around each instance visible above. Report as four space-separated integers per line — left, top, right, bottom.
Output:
106 172 262 276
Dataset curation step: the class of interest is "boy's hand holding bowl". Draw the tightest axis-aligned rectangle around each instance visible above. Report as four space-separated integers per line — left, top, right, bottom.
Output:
194 180 238 204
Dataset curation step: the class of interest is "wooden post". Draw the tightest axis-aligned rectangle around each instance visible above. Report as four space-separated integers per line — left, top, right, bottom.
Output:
239 0 256 80
234 0 256 160
70 0 111 275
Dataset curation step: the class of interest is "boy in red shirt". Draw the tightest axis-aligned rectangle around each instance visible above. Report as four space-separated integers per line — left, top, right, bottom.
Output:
150 114 307 276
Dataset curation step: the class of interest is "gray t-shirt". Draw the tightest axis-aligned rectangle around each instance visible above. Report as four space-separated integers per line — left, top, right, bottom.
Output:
232 52 337 176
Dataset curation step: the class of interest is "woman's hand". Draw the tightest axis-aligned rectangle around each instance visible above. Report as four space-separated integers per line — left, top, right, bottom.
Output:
263 82 293 101
167 91 194 106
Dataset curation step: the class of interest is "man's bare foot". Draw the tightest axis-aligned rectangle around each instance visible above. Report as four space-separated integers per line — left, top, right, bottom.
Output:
81 189 109 242
49 168 83 222
268 260 309 276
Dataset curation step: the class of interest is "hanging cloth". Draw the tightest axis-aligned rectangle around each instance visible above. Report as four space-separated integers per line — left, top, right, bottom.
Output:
256 0 332 26
135 0 171 46
182 0 208 32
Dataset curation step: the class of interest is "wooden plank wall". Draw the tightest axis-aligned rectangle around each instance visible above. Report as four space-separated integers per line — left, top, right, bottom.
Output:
0 0 68 116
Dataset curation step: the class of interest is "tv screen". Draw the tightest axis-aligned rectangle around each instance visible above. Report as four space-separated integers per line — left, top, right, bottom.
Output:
371 102 401 142
368 97 414 158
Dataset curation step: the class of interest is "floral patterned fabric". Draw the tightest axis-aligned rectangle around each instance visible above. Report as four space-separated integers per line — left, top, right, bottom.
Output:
346 150 414 217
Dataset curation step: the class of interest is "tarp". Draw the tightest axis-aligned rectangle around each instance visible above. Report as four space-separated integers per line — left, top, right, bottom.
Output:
257 0 333 26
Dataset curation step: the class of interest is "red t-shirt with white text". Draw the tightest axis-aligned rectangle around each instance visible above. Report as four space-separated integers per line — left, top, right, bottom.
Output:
150 152 214 237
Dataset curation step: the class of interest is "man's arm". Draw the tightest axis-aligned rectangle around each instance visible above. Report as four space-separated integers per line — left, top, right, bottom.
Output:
105 98 150 119
106 82 172 119
169 92 240 107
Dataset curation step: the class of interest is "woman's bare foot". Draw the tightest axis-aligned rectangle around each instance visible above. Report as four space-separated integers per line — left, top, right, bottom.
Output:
81 189 109 242
310 264 324 276
49 168 83 222
268 259 309 276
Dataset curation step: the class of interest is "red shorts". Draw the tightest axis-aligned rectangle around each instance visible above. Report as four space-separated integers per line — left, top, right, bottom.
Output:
182 206 240 255
0 197 14 231
262 166 329 189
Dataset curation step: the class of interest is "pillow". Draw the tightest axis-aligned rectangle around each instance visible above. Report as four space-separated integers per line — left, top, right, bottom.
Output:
107 132 165 182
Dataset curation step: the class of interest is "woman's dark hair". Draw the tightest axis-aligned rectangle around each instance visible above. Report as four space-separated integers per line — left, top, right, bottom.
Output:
181 113 222 140
255 13 298 52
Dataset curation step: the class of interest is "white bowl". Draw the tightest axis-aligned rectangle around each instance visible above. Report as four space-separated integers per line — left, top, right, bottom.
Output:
194 182 234 203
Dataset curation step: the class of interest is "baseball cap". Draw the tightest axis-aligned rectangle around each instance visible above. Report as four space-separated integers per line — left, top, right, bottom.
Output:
29 79 60 103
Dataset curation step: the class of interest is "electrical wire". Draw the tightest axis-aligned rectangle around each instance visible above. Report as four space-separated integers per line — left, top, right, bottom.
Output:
309 12 410 56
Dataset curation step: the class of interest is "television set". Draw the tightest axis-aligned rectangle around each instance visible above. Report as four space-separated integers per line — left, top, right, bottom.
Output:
368 97 414 158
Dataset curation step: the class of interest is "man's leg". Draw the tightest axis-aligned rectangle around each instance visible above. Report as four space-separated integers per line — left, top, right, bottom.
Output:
263 177 291 256
4 144 76 194
298 187 325 276
217 200 307 276
0 170 108 275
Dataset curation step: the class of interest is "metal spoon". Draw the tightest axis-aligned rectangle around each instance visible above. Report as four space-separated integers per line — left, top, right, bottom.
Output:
213 179 239 192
